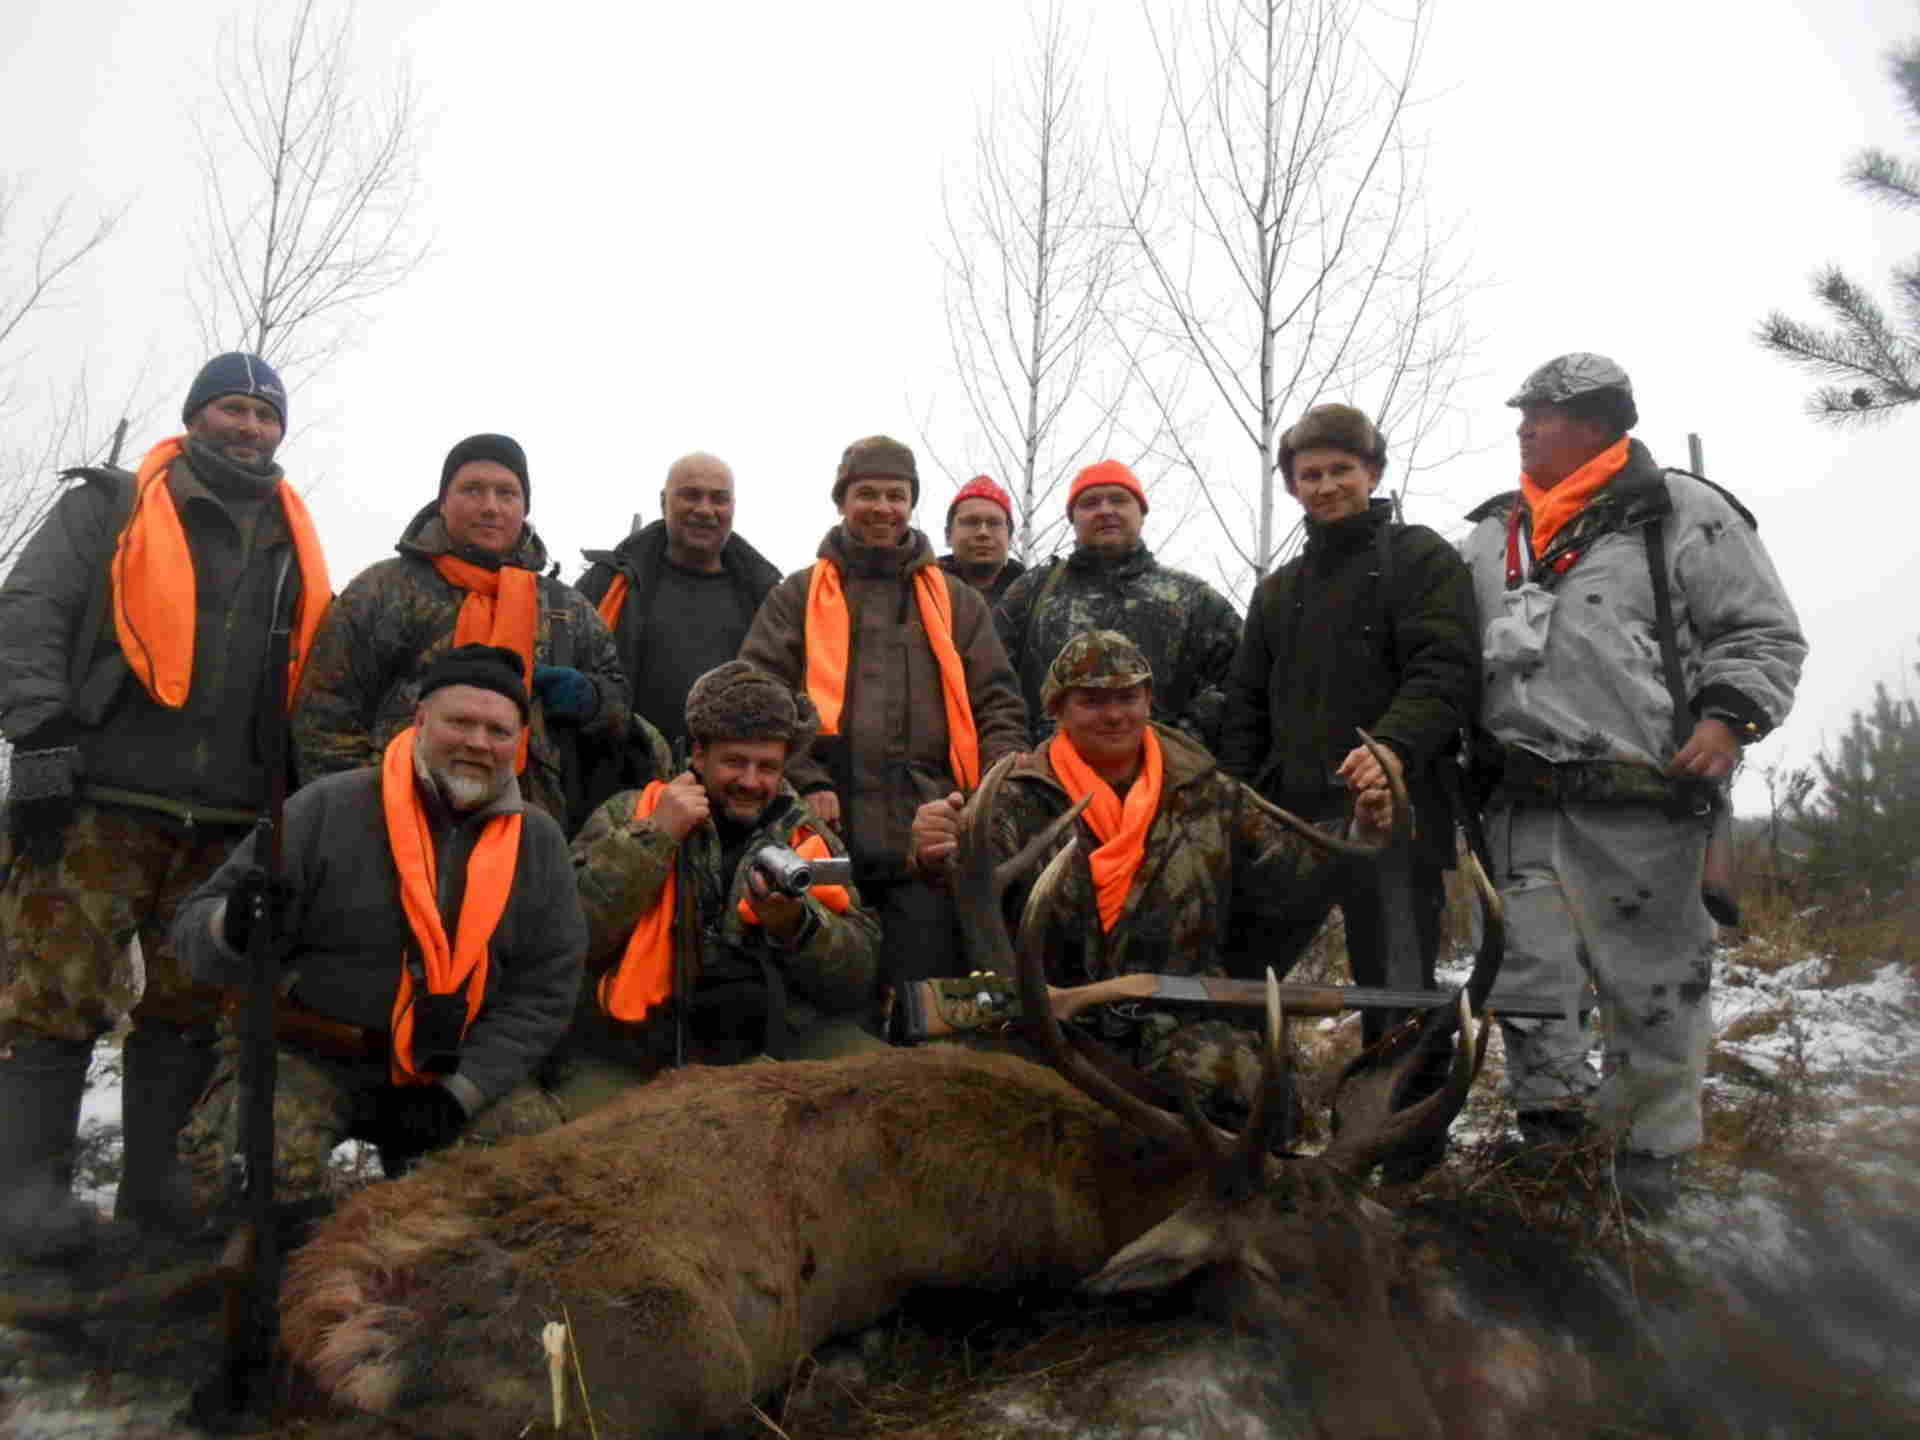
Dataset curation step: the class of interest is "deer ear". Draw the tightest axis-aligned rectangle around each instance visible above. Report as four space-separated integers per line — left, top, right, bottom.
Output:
1081 1214 1222 1297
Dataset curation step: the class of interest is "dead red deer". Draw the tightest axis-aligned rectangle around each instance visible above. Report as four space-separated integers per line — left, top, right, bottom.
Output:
279 747 1494 1437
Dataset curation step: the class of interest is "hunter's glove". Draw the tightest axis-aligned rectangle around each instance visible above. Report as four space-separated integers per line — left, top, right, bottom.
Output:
220 867 295 953
360 1082 468 1163
532 665 598 723
6 718 83 867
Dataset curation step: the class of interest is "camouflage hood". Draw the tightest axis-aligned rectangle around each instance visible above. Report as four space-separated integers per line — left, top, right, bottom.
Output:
397 499 552 573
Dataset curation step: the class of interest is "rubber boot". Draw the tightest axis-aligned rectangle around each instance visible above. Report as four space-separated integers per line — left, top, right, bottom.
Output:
114 1020 218 1236
0 1029 101 1262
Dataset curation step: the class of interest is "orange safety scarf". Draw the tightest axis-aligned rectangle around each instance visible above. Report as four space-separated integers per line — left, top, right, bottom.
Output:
595 572 630 632
381 725 524 1085
432 553 539 771
112 434 331 710
598 781 676 1024
1521 436 1631 562
803 558 981 791
1047 726 1165 933
599 786 854 1025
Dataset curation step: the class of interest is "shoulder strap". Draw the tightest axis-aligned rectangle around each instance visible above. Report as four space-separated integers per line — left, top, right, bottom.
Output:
61 466 137 696
1643 511 1691 753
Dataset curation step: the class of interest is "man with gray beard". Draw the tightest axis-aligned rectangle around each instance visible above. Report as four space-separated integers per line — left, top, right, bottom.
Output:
173 644 583 1209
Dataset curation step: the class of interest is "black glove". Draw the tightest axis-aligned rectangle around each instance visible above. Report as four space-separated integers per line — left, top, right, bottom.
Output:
360 1082 468 1163
7 718 83 867
221 867 294 953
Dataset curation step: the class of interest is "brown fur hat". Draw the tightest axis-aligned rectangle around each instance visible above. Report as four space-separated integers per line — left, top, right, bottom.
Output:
1276 404 1388 490
833 434 919 506
684 661 819 756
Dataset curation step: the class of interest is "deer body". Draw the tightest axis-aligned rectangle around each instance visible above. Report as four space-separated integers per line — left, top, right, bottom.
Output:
282 1045 1197 1436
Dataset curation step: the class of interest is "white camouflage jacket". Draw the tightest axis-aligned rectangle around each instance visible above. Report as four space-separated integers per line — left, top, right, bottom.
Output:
1460 440 1806 771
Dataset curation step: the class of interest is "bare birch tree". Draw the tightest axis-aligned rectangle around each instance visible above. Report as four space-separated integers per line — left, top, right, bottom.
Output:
0 179 128 576
1120 0 1469 594
934 3 1165 564
190 0 425 376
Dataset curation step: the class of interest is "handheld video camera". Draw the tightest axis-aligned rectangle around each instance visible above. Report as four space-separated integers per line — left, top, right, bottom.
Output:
751 844 852 898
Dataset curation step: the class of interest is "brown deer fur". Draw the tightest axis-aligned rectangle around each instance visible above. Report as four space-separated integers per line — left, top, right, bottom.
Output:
280 1046 1202 1436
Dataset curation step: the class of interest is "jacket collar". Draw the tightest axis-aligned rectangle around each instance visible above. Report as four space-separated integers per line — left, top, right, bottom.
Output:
1014 720 1216 800
398 499 552 572
819 523 935 579
1304 497 1392 556
1065 540 1152 578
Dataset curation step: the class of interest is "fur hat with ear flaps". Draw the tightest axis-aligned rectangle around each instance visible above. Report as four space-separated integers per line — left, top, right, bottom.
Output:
1277 404 1389 489
684 661 820 758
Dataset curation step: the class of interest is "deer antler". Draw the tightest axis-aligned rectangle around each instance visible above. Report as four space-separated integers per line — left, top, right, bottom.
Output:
949 754 1088 980
1319 824 1506 1181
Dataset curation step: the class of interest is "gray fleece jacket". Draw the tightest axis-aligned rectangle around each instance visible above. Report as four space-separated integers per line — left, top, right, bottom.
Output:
173 765 583 1115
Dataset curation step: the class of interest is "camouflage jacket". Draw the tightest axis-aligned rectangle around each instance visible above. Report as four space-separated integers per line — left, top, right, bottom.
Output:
1219 501 1478 867
739 526 1028 873
291 505 630 832
1460 441 1805 781
989 724 1348 984
0 443 318 813
569 784 880 1062
994 544 1241 750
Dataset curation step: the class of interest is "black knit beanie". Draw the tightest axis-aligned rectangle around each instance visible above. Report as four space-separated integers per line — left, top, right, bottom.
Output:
417 643 531 720
440 433 531 512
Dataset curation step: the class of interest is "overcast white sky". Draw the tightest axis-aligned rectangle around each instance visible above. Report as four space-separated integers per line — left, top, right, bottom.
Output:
4 0 1915 813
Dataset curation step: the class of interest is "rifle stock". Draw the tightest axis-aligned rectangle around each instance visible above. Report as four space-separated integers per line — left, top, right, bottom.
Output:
204 550 296 1421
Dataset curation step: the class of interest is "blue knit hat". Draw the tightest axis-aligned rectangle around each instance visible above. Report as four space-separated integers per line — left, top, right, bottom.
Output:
182 352 288 430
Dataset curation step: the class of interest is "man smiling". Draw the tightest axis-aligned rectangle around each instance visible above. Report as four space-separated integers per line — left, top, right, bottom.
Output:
577 452 781 750
294 433 631 834
909 630 1360 1126
938 474 1026 604
560 662 884 1112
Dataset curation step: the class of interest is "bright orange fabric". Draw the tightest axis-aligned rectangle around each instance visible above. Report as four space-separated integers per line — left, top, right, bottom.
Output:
803 559 981 790
595 572 630 631
736 827 853 925
112 434 331 710
1521 436 1631 560
381 726 524 1086
432 554 539 771
598 782 676 1024
1046 726 1165 933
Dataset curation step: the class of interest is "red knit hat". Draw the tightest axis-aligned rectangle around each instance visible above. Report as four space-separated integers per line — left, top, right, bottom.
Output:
946 474 1014 529
1068 459 1148 515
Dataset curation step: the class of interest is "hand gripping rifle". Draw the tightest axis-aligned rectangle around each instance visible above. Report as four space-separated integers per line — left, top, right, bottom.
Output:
201 550 297 1425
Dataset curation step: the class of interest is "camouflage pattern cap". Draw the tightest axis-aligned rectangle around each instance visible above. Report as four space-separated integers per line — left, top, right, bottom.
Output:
1040 629 1154 712
1506 352 1637 422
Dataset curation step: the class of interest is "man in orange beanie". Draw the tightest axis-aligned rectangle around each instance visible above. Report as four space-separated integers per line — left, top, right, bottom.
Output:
995 458 1240 748
938 474 1026 605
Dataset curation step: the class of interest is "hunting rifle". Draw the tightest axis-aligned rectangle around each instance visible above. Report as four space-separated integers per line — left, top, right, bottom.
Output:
196 550 297 1425
899 970 1564 1042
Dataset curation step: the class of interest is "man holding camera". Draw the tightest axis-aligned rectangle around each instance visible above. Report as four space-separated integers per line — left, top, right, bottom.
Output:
172 644 583 1205
561 662 884 1115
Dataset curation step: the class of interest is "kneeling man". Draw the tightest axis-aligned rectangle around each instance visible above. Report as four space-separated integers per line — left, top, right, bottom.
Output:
559 662 884 1116
174 643 584 1203
910 630 1366 1125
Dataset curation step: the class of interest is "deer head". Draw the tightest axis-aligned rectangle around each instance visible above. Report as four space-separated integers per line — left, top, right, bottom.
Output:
952 740 1502 1439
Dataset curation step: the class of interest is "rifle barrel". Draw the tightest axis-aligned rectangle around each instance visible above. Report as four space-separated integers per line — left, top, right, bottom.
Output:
1154 975 1564 1021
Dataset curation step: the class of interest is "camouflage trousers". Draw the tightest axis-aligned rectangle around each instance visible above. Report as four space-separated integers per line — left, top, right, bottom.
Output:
1485 800 1716 1158
179 1029 567 1211
0 801 238 1044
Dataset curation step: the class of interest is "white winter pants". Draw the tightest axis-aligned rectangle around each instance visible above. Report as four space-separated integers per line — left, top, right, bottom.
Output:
1486 800 1717 1157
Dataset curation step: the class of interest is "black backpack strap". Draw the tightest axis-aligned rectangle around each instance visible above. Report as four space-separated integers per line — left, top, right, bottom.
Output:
1642 511 1691 755
61 466 138 697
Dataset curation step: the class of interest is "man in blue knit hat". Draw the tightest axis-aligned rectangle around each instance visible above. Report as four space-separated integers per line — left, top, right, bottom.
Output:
0 350 334 1256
